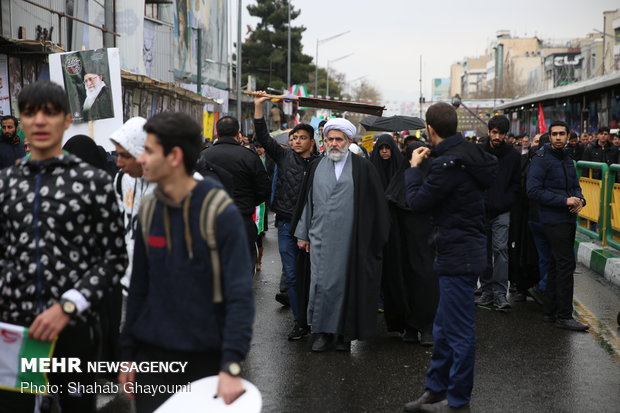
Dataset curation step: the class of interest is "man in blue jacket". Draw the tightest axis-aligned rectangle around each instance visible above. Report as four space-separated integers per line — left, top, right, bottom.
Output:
403 102 497 413
119 112 255 412
527 120 588 332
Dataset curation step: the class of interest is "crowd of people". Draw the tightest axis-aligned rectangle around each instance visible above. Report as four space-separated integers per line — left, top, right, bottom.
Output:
0 81 614 413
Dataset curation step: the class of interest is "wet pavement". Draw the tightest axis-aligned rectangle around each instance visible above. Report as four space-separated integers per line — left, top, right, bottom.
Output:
99 217 620 412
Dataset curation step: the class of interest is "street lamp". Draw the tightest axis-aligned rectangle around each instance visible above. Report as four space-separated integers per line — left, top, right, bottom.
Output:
451 94 488 127
326 53 353 98
314 30 350 96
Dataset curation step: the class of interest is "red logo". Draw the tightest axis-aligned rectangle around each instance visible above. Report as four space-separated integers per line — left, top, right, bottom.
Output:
1 329 21 343
148 235 166 248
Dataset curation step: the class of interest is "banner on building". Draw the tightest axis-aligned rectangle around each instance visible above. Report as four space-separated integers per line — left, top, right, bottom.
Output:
49 48 123 151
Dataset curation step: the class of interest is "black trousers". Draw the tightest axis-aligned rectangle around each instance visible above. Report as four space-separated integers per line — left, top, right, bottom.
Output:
542 222 576 320
0 321 99 413
134 343 221 413
243 213 258 267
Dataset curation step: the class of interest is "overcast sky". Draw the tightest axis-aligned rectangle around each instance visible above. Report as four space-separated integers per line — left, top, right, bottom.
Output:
237 0 619 102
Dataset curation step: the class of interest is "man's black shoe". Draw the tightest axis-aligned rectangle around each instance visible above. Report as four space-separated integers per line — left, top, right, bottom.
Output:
335 335 351 352
543 315 556 323
403 390 446 412
527 286 544 305
512 291 527 302
419 330 434 347
402 328 419 343
419 399 471 413
311 333 335 352
494 295 511 312
275 292 290 307
555 318 588 331
474 287 482 296
287 321 309 341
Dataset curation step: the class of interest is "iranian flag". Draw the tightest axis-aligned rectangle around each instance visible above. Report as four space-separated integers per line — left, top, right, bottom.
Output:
253 203 266 234
0 321 56 393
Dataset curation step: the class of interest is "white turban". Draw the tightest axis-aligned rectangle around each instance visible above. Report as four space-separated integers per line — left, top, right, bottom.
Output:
109 117 147 158
323 118 356 140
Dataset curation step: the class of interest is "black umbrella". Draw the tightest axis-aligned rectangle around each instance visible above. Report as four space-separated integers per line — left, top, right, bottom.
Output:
360 115 426 132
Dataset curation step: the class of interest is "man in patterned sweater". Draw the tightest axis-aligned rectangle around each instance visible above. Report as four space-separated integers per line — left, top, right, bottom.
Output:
0 81 127 413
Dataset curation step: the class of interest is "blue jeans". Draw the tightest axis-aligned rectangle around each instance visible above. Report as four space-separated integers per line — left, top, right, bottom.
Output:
276 219 300 321
481 212 510 297
528 221 551 291
425 274 477 408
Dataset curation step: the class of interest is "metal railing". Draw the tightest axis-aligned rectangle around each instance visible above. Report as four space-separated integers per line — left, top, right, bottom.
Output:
575 161 619 249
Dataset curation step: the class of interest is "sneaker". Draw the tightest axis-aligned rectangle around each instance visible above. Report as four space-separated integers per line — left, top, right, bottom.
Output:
474 286 483 296
287 322 309 341
311 333 335 352
419 399 471 412
275 292 290 307
494 295 512 312
419 330 434 347
527 286 545 306
555 318 588 331
475 292 494 307
512 291 527 302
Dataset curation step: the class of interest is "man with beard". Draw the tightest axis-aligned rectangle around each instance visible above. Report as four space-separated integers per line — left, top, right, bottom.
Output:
292 118 389 352
82 71 114 121
0 115 25 168
370 135 437 345
476 115 520 312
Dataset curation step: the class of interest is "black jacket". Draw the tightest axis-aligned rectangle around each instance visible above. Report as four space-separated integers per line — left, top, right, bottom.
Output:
199 136 270 216
253 118 317 221
527 143 584 225
582 140 618 179
0 154 127 325
405 134 498 275
0 135 25 169
564 142 585 161
484 140 521 217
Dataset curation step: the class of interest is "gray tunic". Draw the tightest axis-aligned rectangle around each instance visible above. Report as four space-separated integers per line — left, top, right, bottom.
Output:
294 155 355 334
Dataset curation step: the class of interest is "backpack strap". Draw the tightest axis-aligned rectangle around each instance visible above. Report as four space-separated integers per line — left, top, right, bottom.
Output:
114 170 124 198
199 187 233 304
138 193 157 252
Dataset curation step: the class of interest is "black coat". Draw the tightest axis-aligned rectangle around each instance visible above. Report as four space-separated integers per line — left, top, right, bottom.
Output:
291 154 390 340
0 135 25 169
199 136 270 216
484 140 521 217
253 117 317 221
582 140 618 179
564 142 585 161
405 134 498 275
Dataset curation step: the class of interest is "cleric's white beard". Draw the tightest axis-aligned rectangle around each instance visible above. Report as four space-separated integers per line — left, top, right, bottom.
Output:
326 145 348 161
83 81 105 111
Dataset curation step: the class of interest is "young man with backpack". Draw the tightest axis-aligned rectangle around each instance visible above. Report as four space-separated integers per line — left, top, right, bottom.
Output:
118 112 255 412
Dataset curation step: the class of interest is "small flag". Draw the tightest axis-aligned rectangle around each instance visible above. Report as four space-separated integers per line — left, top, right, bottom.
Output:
253 203 266 234
538 103 546 134
0 321 56 393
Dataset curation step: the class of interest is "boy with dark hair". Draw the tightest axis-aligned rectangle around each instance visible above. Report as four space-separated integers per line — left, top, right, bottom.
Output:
119 112 255 412
0 80 127 413
527 120 588 331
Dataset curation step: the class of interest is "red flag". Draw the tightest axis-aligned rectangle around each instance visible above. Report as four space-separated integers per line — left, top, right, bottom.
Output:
538 103 546 134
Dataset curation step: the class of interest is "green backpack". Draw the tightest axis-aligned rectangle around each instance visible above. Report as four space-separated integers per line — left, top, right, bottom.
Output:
138 187 233 303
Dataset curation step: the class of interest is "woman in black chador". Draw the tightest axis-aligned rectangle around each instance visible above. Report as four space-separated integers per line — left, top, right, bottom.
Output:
370 136 438 345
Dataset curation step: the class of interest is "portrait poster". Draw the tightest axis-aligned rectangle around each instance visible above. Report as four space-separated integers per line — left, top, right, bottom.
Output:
49 48 123 151
0 55 10 116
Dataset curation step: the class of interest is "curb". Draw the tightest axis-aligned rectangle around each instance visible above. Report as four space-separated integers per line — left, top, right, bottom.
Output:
574 236 620 288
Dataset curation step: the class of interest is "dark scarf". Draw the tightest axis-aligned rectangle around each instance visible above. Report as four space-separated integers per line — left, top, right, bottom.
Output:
369 134 404 190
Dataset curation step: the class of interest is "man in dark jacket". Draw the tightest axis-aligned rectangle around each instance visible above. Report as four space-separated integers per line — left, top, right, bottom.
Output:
199 116 271 265
403 102 497 413
564 132 584 161
0 115 25 168
119 112 254 412
527 120 588 332
582 126 616 179
477 115 521 311
0 81 127 413
253 92 319 340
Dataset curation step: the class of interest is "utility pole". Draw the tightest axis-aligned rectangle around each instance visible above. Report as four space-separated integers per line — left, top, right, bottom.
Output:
419 55 423 118
236 0 242 118
287 1 291 90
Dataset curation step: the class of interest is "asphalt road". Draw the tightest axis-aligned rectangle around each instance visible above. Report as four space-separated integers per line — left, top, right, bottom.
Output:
99 217 620 413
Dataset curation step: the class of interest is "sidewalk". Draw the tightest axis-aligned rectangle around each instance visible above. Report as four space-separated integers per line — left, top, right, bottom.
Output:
574 235 620 288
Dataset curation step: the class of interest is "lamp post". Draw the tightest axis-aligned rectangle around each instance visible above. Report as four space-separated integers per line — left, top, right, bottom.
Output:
287 1 291 90
314 30 350 96
451 94 488 127
326 53 353 98
236 0 242 118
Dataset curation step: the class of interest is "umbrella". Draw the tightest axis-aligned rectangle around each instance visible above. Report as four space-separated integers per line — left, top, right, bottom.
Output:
360 115 426 132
